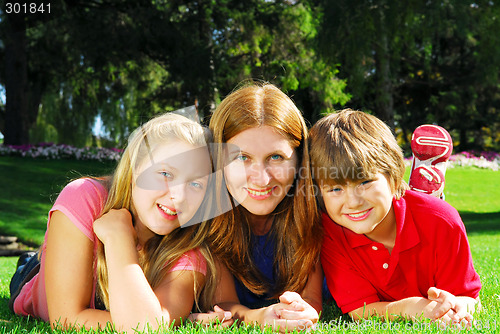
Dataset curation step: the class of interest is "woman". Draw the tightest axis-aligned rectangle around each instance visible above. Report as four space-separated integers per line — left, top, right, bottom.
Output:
208 83 323 332
10 113 230 332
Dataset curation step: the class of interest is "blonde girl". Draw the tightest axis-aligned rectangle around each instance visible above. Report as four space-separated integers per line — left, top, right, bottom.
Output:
10 113 229 332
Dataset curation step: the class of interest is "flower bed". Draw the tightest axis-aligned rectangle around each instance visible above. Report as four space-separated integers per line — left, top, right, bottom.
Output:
405 151 500 171
0 143 122 162
1 144 499 170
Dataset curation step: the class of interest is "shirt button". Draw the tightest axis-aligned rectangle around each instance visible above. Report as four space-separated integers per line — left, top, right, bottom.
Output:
382 263 389 269
372 246 378 251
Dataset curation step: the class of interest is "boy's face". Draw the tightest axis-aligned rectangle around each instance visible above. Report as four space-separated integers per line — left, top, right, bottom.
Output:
320 173 395 241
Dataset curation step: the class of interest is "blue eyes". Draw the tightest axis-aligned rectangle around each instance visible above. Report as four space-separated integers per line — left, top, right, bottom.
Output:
235 154 284 162
160 171 173 179
189 181 203 189
236 155 248 162
326 180 373 194
159 171 204 190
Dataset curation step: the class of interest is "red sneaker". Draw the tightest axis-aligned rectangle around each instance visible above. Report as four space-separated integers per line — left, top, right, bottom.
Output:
409 166 445 198
409 125 453 199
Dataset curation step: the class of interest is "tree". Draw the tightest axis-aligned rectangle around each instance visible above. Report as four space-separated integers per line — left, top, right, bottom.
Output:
1 0 351 146
315 0 500 151
395 1 500 150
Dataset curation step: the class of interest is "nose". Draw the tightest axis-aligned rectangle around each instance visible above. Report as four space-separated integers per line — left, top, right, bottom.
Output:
248 162 271 186
345 186 363 208
168 182 187 205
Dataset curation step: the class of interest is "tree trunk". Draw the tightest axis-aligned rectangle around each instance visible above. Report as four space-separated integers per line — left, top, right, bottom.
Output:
3 14 30 145
373 3 395 130
196 0 217 122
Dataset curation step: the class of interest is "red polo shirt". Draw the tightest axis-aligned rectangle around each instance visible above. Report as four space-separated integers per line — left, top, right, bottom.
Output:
321 190 481 314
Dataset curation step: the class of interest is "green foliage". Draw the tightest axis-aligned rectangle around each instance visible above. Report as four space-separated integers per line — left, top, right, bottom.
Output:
1 0 352 147
315 0 500 151
2 0 499 150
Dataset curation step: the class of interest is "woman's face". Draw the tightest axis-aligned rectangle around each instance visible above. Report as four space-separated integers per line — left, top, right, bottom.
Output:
224 125 298 217
131 140 211 240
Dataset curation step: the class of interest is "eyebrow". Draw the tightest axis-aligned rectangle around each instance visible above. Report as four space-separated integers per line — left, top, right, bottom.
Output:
157 162 178 172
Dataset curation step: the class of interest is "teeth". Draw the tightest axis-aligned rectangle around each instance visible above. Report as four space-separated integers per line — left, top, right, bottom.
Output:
348 209 369 218
158 204 177 215
247 188 273 196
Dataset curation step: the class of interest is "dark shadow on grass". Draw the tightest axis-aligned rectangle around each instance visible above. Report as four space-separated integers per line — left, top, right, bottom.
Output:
460 211 500 234
0 296 50 332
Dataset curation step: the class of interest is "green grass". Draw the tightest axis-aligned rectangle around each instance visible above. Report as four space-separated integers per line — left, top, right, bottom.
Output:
1 156 499 333
0 156 115 245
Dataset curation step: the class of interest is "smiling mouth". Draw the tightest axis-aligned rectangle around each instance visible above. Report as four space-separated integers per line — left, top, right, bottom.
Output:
246 187 274 196
346 209 371 220
158 203 178 216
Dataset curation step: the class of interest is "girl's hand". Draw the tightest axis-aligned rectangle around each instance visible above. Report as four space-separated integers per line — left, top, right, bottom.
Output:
93 208 136 246
188 305 233 327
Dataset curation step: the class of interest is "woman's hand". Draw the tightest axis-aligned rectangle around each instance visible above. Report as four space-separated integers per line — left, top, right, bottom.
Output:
188 305 233 328
261 292 319 332
93 208 136 246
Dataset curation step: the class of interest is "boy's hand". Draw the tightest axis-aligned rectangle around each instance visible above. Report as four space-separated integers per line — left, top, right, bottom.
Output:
427 287 473 327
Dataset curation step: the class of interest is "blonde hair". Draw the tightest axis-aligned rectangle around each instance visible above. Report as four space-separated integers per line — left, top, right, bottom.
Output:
208 83 321 298
309 109 408 206
95 113 216 312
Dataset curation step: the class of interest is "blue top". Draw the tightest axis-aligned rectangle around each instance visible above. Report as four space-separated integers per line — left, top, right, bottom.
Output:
232 231 333 308
234 233 279 308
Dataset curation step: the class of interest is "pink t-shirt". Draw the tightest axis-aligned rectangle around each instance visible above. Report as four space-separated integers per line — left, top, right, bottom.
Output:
13 178 207 321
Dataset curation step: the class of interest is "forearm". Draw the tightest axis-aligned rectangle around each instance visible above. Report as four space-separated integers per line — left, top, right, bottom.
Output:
217 301 268 326
301 260 323 315
302 295 322 315
350 297 434 321
50 308 112 330
104 239 167 331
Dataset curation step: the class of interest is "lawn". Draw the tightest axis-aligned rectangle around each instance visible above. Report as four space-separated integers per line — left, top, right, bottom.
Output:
0 156 499 333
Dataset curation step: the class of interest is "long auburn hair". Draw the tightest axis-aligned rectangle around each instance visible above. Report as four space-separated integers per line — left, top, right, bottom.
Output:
208 83 322 297
95 113 216 312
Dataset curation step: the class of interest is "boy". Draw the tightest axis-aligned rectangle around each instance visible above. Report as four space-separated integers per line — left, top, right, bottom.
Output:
309 109 481 326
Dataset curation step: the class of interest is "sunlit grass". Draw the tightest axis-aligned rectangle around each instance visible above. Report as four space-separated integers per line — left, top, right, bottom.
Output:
1 158 499 333
0 156 115 245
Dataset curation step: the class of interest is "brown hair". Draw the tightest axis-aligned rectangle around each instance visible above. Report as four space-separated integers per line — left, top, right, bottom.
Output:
309 109 408 207
208 83 321 297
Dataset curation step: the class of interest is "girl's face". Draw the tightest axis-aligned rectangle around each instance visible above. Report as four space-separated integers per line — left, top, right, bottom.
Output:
224 125 298 217
131 140 211 240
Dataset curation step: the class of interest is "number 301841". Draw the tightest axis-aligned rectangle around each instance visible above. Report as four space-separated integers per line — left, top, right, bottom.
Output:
5 3 51 14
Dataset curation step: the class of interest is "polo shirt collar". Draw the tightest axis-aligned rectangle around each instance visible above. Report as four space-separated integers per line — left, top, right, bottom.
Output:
393 195 419 252
343 225 372 248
